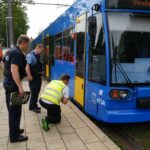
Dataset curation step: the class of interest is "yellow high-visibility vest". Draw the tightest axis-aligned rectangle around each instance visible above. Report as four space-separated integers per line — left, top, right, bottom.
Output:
40 80 66 105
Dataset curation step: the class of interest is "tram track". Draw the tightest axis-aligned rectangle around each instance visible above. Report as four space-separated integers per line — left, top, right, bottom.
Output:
100 123 145 150
95 122 149 150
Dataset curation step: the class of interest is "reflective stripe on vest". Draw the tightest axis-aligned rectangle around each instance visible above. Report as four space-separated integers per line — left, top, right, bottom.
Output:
40 80 66 105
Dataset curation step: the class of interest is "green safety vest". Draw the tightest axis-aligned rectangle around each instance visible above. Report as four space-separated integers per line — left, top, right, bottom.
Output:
40 80 66 105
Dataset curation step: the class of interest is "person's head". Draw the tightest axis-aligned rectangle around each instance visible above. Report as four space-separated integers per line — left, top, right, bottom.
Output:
17 35 30 52
60 74 70 85
35 43 45 54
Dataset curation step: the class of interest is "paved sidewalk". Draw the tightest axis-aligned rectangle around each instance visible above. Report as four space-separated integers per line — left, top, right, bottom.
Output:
0 81 120 150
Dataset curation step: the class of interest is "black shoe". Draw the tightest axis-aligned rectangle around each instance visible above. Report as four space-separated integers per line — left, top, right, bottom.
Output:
36 106 41 110
10 135 28 143
19 129 24 134
35 104 41 110
31 108 41 113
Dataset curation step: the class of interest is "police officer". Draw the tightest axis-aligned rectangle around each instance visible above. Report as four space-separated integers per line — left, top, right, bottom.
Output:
26 43 44 113
3 35 30 143
39 74 70 131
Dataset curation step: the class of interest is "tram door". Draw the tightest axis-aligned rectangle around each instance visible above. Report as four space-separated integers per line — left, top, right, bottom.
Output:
45 35 50 80
74 13 87 107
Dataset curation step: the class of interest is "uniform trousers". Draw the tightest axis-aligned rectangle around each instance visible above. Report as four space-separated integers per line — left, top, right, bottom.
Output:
29 75 41 109
3 84 22 140
39 99 61 123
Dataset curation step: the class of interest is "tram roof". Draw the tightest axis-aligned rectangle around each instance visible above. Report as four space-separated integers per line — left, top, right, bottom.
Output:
32 0 100 44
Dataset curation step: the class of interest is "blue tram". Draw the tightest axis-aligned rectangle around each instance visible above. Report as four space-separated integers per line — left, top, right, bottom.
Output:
32 0 150 123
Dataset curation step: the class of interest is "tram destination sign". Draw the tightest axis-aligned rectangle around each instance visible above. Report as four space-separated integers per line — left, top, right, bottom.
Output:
106 0 150 10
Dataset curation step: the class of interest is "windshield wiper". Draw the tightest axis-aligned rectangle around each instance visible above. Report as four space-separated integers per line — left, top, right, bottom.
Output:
111 34 134 87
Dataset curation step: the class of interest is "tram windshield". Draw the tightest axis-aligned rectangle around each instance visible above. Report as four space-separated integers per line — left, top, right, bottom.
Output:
108 13 150 85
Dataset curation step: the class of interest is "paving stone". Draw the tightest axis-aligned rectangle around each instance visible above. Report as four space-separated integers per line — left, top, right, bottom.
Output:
45 136 62 144
63 112 78 119
0 124 9 131
27 138 45 149
0 129 9 138
8 147 27 150
27 131 43 140
104 141 121 150
61 133 80 143
75 127 99 143
26 126 41 133
8 142 26 149
29 147 47 150
0 119 8 125
46 140 66 150
25 122 39 127
84 119 110 142
86 141 108 150
56 120 70 128
0 137 8 146
67 116 82 123
70 121 87 129
57 126 75 135
65 140 87 150
0 144 7 150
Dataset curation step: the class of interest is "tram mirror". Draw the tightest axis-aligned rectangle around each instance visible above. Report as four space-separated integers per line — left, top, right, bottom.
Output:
88 16 97 48
92 4 101 12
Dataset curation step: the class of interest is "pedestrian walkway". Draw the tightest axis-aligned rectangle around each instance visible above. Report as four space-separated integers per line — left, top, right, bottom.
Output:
0 81 120 150
0 64 4 82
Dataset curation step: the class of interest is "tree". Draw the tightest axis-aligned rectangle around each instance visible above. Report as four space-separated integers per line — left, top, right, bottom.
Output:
0 0 29 47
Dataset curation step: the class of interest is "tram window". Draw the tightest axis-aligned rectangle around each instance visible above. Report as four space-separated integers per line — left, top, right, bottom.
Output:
88 13 106 84
76 14 86 78
88 16 97 49
76 33 85 77
62 28 74 62
50 36 55 66
55 33 62 60
45 36 50 65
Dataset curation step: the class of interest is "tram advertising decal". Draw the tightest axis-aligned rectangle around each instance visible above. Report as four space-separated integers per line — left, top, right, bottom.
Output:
106 0 150 10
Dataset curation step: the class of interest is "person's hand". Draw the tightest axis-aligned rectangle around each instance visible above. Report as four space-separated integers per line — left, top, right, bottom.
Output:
19 86 24 97
27 75 33 81
62 98 68 104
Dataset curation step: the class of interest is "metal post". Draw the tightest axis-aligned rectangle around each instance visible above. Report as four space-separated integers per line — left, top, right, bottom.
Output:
7 0 14 48
5 19 9 49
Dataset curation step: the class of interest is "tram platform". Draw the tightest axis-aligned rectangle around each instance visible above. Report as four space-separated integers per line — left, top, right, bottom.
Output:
0 80 120 150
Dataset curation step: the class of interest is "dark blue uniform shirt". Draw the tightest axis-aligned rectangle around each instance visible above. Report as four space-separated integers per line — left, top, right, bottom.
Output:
3 46 27 90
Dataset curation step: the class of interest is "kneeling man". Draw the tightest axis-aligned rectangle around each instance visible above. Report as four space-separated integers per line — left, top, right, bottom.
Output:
39 74 70 131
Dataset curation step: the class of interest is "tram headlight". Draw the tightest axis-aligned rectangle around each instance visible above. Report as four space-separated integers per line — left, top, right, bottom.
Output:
109 89 130 100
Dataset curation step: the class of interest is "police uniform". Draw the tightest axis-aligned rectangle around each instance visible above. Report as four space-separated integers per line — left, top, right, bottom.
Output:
39 80 69 123
26 50 42 110
3 46 27 140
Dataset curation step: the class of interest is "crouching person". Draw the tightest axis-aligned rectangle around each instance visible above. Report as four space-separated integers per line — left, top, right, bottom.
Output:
39 74 70 131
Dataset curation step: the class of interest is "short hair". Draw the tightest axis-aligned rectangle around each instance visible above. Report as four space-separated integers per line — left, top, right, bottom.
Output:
60 74 70 81
36 43 45 48
17 35 30 45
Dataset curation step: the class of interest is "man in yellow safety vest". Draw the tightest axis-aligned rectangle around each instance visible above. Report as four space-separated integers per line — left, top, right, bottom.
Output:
39 74 70 131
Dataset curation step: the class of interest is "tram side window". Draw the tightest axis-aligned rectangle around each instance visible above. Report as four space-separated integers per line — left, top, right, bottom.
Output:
55 33 62 60
76 32 85 78
46 36 50 65
49 36 55 66
76 13 86 78
62 28 74 62
88 13 106 84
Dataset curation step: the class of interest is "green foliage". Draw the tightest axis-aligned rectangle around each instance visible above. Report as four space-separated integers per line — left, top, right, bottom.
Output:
0 0 29 47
